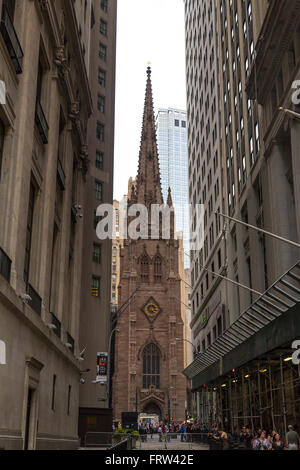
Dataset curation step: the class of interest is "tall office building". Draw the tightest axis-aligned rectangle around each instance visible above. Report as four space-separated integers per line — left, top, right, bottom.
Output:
0 0 93 449
79 0 117 441
184 0 300 433
156 108 190 267
184 0 227 362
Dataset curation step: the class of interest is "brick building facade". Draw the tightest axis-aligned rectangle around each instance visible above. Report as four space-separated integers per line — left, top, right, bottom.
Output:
112 68 186 423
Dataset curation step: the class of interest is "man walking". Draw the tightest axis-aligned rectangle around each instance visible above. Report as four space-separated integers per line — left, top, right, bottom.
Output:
286 425 300 450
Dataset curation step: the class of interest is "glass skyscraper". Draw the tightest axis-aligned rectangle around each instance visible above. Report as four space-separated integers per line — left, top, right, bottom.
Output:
156 108 189 267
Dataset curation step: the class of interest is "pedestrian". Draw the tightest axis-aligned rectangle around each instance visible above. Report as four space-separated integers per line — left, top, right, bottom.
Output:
272 433 285 451
158 424 162 442
165 424 171 442
179 423 185 442
239 425 252 449
252 430 272 450
285 425 300 450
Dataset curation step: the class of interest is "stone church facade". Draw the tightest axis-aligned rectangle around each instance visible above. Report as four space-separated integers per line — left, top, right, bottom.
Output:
112 68 186 423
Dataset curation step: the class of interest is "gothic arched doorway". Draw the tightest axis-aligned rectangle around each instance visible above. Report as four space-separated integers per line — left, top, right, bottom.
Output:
142 401 162 421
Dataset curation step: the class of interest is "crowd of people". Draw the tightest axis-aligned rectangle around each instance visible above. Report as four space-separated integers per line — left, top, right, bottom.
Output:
137 421 203 442
206 423 300 450
137 420 300 450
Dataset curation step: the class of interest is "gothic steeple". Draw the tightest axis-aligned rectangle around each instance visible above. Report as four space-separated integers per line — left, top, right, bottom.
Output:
135 67 163 206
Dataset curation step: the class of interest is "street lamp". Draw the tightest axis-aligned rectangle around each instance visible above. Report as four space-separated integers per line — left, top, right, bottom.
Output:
107 327 120 408
92 327 120 409
175 337 197 355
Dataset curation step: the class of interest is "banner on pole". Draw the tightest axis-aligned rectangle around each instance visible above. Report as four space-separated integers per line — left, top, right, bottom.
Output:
96 352 108 383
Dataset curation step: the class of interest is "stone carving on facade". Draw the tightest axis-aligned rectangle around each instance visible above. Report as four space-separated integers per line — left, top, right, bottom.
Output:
54 46 66 67
79 144 89 176
139 385 165 403
68 101 80 121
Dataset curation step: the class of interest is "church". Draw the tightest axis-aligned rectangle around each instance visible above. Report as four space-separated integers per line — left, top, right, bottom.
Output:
112 67 186 423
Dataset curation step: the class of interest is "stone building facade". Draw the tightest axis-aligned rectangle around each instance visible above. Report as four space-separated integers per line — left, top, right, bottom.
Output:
184 0 300 433
112 68 186 423
0 0 93 449
78 0 117 437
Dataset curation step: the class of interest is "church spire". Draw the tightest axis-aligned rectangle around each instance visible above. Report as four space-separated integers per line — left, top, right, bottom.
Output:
135 67 163 206
167 187 173 207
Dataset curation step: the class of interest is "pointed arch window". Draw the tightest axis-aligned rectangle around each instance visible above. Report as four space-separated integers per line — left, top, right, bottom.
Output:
154 255 162 281
140 254 150 282
142 343 160 389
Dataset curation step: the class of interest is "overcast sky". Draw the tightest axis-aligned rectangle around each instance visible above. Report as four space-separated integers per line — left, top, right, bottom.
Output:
113 0 186 200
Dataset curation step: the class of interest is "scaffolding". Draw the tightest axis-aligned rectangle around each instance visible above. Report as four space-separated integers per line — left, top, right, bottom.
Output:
185 261 300 435
195 352 300 435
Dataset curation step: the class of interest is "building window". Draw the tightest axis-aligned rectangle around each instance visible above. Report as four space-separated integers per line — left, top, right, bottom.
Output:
94 209 101 229
95 180 103 201
96 151 104 170
96 122 105 141
99 43 107 61
97 94 105 113
217 316 222 337
51 374 56 411
101 0 108 12
24 182 36 285
218 249 221 269
140 254 150 282
93 243 101 264
174 119 179 127
142 343 160 389
92 276 101 297
67 385 71 416
181 120 186 128
98 69 106 87
100 19 107 36
154 255 162 281
0 119 4 180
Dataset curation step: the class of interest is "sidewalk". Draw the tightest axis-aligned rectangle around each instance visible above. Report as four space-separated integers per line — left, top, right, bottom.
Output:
137 434 209 451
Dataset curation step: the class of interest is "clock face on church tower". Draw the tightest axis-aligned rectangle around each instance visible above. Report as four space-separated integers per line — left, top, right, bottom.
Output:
142 297 161 322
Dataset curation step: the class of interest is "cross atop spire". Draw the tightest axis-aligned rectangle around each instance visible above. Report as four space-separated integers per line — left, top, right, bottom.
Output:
135 67 163 207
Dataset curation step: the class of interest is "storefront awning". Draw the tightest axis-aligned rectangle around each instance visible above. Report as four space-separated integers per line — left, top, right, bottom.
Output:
183 260 300 381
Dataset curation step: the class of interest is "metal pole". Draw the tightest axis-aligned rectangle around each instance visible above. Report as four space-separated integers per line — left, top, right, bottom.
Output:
280 355 287 437
229 380 233 434
217 211 300 249
279 107 300 120
107 328 119 408
257 364 263 429
184 251 262 296
242 372 246 426
247 375 255 432
268 360 276 431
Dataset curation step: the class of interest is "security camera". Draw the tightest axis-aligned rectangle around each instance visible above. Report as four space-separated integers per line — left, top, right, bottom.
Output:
65 342 73 349
19 293 32 303
80 378 85 384
47 323 57 330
